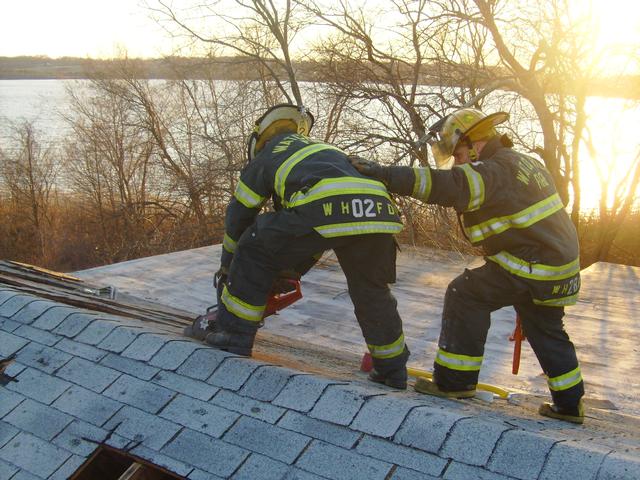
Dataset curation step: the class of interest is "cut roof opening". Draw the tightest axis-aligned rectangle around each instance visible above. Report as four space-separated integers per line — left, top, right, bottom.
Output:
69 446 185 480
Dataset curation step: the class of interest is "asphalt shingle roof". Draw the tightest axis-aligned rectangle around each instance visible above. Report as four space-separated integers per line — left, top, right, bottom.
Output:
1 285 639 480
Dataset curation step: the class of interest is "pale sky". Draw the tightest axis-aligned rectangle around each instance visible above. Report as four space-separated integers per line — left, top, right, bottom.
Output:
0 0 639 62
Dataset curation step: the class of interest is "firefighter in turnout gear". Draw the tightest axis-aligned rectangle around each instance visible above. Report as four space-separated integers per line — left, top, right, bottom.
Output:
209 104 410 389
351 108 585 422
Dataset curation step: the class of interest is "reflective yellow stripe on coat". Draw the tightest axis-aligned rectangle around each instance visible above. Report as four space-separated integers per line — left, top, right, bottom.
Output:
221 285 265 323
547 366 583 391
287 177 390 208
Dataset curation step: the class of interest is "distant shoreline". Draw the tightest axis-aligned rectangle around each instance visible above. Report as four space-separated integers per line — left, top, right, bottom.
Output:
1 55 638 99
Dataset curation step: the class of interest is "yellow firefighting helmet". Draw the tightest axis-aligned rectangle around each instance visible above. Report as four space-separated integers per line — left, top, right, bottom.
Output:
429 108 509 168
247 104 314 162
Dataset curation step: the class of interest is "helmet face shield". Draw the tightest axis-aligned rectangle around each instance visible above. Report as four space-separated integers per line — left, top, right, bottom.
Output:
247 104 314 162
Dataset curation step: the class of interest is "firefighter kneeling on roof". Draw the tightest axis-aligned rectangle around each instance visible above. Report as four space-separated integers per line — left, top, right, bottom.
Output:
351 108 585 423
202 103 410 389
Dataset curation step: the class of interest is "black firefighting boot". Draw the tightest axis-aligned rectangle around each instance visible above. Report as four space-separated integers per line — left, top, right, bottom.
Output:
183 306 218 341
368 368 408 390
204 330 256 357
539 399 584 424
414 377 476 399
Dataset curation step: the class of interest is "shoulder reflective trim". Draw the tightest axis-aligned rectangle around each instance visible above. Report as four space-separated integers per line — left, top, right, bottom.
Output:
434 348 483 371
548 365 582 391
367 333 405 359
456 163 485 211
533 293 579 306
274 143 344 201
314 221 403 238
412 168 432 200
488 251 580 281
221 285 265 323
234 180 266 209
286 177 390 208
222 233 237 254
464 193 564 244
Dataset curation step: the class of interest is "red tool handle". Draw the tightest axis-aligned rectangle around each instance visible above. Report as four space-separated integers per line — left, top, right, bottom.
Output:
509 313 525 375
264 279 302 318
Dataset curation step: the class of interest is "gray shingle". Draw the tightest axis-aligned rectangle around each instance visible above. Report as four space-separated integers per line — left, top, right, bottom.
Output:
98 326 143 352
121 333 170 361
273 375 340 413
0 431 71 478
6 470 41 480
278 410 361 448
152 370 219 401
394 406 466 454
0 288 18 305
7 367 71 404
239 366 298 402
224 416 311 464
104 405 182 450
0 389 24 417
10 300 58 326
440 417 511 466
99 352 160 380
14 342 72 374
56 356 121 392
487 429 556 480
13 324 60 346
149 340 203 371
103 374 175 413
55 338 107 361
358 435 448 476
49 454 86 480
159 394 239 438
211 390 286 424
0 421 19 448
540 440 609 480
207 357 261 390
162 428 249 477
390 467 439 480
444 461 516 480
232 453 290 480
596 450 640 480
73 319 119 345
51 420 108 456
0 459 18 480
1 295 39 318
3 398 72 441
31 306 76 331
188 469 225 479
0 317 21 332
309 384 379 426
130 444 195 477
52 312 98 337
0 330 28 357
350 394 422 438
177 348 234 381
295 440 392 480
52 385 123 426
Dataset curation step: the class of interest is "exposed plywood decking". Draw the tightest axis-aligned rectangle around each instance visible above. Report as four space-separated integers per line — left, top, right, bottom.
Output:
75 245 640 417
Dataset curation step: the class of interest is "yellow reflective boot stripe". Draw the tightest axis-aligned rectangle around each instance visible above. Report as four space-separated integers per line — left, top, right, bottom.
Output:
221 285 265 323
286 177 390 208
275 143 343 201
548 366 582 391
464 193 564 244
488 251 580 281
222 233 237 254
367 334 405 359
234 180 266 209
412 168 432 201
434 348 483 371
456 164 485 211
533 294 579 306
314 221 403 238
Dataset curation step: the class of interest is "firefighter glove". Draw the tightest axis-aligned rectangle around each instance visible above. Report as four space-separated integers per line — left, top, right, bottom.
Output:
349 155 391 185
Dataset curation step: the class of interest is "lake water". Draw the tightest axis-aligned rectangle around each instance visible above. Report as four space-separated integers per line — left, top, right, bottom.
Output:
0 79 638 210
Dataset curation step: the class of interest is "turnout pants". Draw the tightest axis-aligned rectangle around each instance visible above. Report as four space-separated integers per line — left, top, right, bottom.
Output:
434 261 584 408
219 213 409 375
